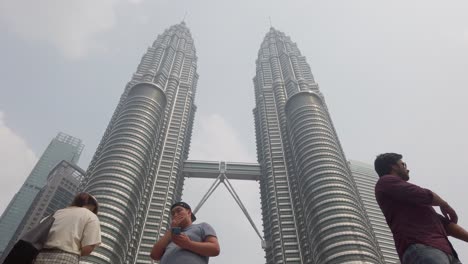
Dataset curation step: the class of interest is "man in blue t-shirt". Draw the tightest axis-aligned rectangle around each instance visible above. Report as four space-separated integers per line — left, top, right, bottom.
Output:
150 202 220 264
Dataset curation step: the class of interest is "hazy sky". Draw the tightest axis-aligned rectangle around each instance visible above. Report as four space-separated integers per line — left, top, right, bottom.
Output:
1 0 467 263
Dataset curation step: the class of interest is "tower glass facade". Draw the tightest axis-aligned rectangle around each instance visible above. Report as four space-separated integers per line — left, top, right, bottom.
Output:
0 160 85 261
21 160 84 235
0 132 83 257
253 28 384 263
75 24 391 264
82 22 198 264
349 160 399 264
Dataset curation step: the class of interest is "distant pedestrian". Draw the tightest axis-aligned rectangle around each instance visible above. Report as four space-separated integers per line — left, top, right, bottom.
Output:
150 201 220 263
374 153 468 264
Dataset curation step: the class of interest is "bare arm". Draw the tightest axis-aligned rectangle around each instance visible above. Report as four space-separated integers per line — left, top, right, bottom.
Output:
446 222 468 243
172 234 220 257
185 236 220 257
432 192 458 223
81 245 97 256
150 231 172 260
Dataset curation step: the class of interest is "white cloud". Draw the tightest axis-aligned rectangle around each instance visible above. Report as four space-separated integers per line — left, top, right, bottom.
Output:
0 112 38 214
0 0 118 59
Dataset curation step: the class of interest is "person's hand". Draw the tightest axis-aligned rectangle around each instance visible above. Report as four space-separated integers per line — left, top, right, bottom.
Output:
171 215 184 227
172 233 192 249
441 203 458 224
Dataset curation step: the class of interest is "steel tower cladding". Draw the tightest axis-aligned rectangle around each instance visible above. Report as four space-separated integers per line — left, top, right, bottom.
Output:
348 160 399 264
82 22 198 264
254 28 384 263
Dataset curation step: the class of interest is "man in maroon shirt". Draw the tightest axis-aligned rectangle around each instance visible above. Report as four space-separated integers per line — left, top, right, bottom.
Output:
374 153 468 264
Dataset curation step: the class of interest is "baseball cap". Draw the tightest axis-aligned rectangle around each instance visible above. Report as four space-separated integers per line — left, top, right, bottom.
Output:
171 201 196 222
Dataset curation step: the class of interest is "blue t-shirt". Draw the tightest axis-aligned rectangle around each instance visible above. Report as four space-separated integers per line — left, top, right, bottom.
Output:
160 222 217 264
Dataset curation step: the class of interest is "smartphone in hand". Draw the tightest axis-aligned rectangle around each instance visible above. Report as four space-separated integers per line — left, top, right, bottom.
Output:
171 227 181 235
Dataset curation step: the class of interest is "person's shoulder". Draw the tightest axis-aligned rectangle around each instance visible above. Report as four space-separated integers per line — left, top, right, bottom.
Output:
194 222 214 229
84 209 99 221
196 222 212 226
375 175 401 192
195 222 217 238
55 207 78 215
73 207 99 220
197 222 214 230
55 208 67 214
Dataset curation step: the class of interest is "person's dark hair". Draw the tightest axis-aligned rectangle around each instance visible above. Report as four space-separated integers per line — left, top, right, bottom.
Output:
374 153 403 177
71 192 99 215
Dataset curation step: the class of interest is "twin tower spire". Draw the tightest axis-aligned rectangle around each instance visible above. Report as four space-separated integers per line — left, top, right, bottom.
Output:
80 23 386 264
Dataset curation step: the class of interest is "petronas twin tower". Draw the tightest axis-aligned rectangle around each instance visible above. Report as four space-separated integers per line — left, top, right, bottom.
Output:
81 22 386 264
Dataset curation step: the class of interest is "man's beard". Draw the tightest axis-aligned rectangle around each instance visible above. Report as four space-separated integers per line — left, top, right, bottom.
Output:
399 171 409 181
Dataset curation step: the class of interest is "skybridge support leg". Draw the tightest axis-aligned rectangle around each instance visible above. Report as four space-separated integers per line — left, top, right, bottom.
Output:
192 170 265 248
193 174 222 215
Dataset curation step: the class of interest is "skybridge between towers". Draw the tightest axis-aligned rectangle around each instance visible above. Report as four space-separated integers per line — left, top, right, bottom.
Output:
182 160 266 249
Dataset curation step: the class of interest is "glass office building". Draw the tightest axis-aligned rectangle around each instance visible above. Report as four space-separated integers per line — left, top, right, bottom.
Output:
348 160 399 264
0 132 83 257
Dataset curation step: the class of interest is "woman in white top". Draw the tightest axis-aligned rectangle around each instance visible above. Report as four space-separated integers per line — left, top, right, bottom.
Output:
33 192 102 264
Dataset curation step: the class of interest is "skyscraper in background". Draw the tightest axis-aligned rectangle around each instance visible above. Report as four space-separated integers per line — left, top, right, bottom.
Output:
0 160 85 263
81 22 198 264
76 23 390 264
19 160 85 236
349 160 399 264
253 28 384 263
0 132 83 256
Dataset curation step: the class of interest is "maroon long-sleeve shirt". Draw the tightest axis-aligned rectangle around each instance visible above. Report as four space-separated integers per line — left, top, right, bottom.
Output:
375 175 453 260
